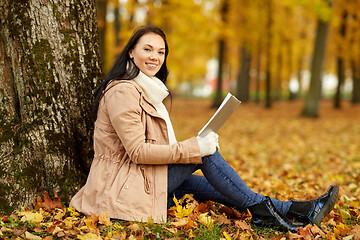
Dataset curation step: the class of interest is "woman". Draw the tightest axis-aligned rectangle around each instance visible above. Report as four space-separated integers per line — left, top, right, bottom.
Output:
70 26 339 232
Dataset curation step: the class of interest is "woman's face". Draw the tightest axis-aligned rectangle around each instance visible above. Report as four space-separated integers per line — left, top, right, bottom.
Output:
129 33 166 78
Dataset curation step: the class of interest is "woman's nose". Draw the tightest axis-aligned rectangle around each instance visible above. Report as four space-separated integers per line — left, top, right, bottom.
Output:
149 54 157 60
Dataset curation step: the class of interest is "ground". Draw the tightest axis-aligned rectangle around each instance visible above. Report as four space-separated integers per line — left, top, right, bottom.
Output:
0 98 359 239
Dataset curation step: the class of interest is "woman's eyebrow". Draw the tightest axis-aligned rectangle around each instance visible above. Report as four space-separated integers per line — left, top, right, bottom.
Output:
144 44 165 50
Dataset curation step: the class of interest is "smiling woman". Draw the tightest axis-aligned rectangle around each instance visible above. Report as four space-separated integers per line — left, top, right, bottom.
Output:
70 25 339 232
129 33 166 77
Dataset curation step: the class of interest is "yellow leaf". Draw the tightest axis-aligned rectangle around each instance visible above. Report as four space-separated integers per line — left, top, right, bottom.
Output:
98 212 112 227
52 226 63 235
188 229 194 238
164 227 177 234
24 231 42 240
339 209 352 220
77 233 102 240
334 222 351 237
170 218 189 228
223 231 232 240
147 216 154 224
84 218 96 230
64 217 74 229
19 212 43 223
127 223 140 231
54 209 66 220
198 213 214 227
68 206 80 217
172 196 194 218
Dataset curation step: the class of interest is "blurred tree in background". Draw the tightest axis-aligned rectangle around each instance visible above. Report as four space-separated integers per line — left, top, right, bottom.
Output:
99 0 360 111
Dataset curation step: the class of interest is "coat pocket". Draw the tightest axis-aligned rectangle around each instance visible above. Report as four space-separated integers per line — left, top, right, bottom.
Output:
116 165 152 215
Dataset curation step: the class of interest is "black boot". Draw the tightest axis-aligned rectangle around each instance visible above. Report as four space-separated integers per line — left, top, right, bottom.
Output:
248 196 304 232
286 185 339 226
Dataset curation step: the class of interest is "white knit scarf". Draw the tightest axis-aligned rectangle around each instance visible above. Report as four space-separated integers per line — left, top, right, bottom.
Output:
134 71 177 145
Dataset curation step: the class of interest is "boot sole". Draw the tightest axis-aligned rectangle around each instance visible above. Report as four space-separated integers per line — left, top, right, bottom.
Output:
312 185 339 226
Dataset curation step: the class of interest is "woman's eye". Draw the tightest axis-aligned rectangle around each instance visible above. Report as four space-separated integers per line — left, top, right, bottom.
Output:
144 48 151 52
159 52 165 55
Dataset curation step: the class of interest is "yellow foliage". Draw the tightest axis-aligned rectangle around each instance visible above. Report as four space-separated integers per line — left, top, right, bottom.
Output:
68 206 80 217
84 218 97 231
77 233 102 240
198 213 214 227
98 212 112 227
18 211 43 223
24 231 42 240
172 196 194 218
223 231 232 240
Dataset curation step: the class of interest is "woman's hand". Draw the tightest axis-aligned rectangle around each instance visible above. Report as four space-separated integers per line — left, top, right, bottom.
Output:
196 132 219 157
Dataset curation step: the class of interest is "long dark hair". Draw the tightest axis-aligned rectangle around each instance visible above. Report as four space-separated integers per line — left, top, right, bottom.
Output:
91 25 169 122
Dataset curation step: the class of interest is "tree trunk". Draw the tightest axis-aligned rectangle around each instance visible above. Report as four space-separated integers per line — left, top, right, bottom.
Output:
334 11 347 109
301 18 329 117
96 0 107 68
255 39 261 104
0 0 102 214
114 2 121 47
236 46 251 102
265 0 272 108
334 57 345 108
352 59 360 104
213 0 229 108
213 39 226 108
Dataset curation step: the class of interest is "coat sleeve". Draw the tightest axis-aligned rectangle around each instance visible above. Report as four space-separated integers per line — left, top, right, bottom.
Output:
105 82 202 165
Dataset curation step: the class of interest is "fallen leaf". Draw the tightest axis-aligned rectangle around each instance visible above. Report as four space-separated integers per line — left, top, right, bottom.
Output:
52 226 63 235
19 211 43 223
170 218 189 228
68 206 80 217
234 220 251 231
173 196 194 218
127 223 140 231
287 231 302 240
310 224 326 238
217 215 231 225
13 229 23 236
84 218 97 230
36 190 64 211
98 212 112 227
350 225 360 240
77 233 102 240
54 209 66 220
24 231 42 240
223 231 232 240
198 213 214 227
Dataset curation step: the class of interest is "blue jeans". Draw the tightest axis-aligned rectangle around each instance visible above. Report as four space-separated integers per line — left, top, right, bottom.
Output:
168 151 291 215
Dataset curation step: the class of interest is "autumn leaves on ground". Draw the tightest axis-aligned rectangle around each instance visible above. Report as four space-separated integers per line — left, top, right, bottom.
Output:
1 99 359 240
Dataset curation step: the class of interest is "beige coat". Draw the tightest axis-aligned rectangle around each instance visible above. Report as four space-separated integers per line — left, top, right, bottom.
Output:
70 80 202 223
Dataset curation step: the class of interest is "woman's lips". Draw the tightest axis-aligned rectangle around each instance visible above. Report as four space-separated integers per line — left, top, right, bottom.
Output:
146 63 158 69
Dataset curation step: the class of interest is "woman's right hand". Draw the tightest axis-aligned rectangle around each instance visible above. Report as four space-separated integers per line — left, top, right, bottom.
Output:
196 132 219 157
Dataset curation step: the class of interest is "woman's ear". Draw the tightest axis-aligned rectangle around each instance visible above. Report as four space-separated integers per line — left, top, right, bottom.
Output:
129 50 133 59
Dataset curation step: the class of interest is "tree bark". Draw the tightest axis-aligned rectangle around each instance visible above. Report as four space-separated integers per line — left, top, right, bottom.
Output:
0 0 102 214
213 0 229 108
96 0 107 68
334 11 347 109
236 46 251 102
301 18 329 117
352 59 360 104
265 0 272 108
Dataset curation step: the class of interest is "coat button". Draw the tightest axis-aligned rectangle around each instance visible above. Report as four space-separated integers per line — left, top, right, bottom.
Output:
124 185 129 189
